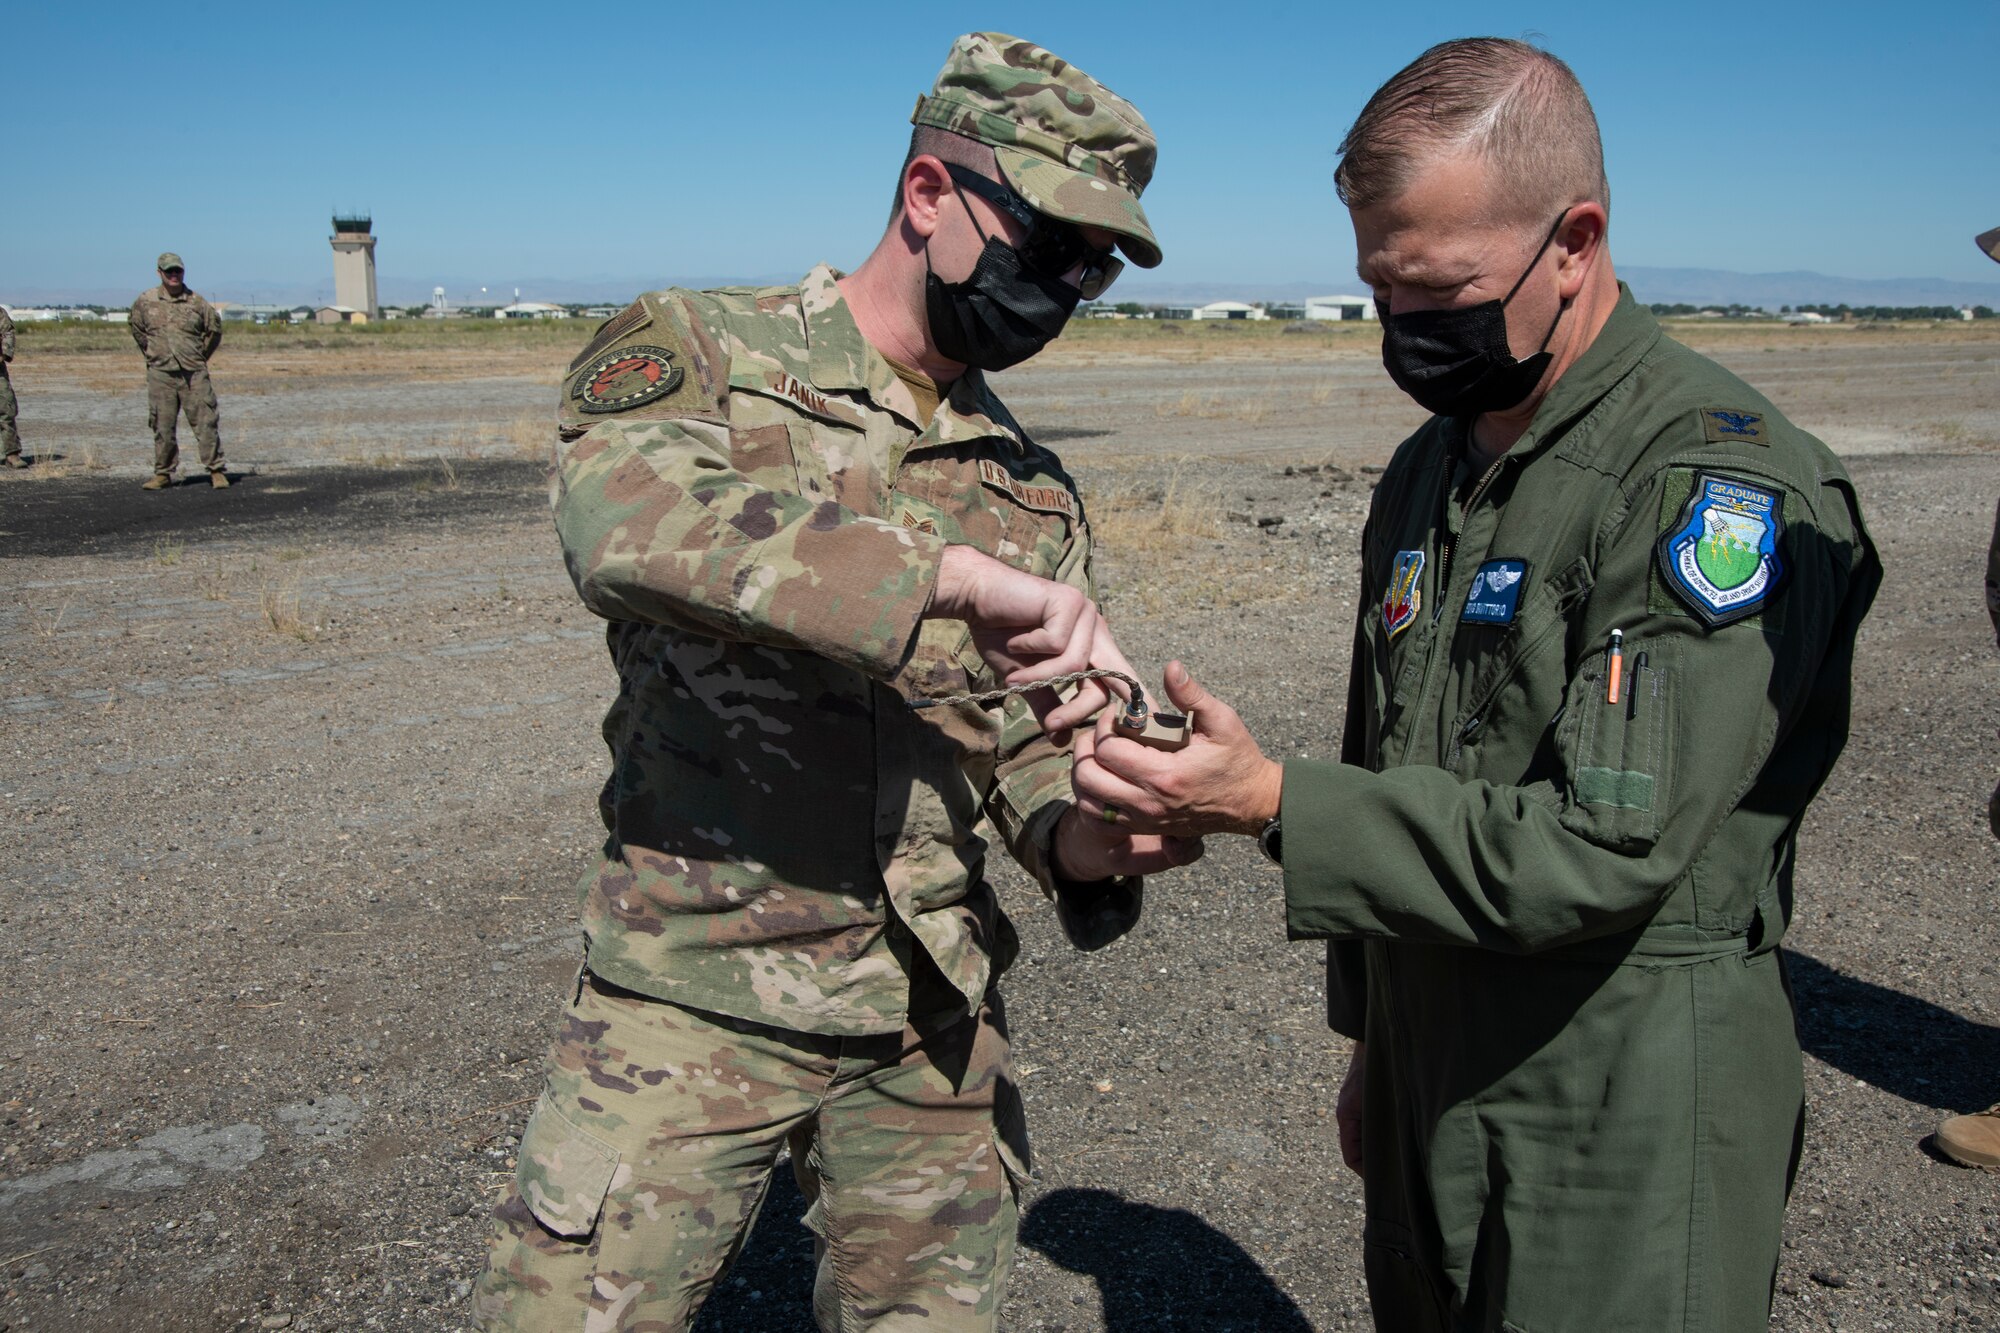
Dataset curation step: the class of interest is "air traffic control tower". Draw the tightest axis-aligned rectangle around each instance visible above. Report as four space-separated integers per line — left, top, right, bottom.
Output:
330 214 378 319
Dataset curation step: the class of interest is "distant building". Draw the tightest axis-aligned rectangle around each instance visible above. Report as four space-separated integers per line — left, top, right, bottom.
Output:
217 303 292 323
494 301 570 320
1264 303 1306 320
1304 294 1377 321
330 215 379 319
1782 310 1832 325
1959 307 1976 321
314 305 369 324
580 306 623 319
1190 300 1267 321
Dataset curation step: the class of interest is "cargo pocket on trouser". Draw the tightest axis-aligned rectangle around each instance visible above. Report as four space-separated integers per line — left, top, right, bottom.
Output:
470 1092 623 1331
515 1091 620 1239
1557 639 1674 852
1362 1218 1451 1332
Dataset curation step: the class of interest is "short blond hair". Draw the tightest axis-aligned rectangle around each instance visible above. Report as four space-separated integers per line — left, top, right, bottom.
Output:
889 126 998 225
1335 38 1609 225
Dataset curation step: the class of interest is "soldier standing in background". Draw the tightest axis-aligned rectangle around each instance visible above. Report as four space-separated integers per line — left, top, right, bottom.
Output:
1931 224 2000 1171
128 252 227 490
474 32 1194 1332
0 307 22 468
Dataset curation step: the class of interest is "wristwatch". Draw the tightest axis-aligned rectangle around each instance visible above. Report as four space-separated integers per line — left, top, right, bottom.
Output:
1258 816 1283 866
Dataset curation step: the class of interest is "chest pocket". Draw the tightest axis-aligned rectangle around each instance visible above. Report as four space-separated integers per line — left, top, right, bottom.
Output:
1447 558 1594 778
893 447 1075 579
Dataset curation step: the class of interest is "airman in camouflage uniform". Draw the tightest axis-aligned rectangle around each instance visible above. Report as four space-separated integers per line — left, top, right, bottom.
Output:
129 252 227 489
474 33 1191 1332
0 307 22 468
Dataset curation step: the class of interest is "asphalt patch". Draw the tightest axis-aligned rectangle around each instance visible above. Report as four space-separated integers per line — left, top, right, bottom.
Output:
0 459 547 559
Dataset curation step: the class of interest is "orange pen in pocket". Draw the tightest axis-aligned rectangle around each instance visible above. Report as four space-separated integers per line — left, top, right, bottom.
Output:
1606 629 1624 705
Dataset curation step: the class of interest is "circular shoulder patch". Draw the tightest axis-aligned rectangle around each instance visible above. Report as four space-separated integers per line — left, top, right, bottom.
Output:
574 344 684 414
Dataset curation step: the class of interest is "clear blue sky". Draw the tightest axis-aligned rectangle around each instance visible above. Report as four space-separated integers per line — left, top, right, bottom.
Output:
7 0 1996 300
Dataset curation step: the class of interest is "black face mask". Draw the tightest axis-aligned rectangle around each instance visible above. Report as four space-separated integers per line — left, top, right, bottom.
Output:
924 195 1080 372
1379 211 1570 418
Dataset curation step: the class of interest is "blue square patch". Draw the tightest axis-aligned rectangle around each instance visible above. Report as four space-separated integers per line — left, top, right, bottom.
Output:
1461 558 1529 625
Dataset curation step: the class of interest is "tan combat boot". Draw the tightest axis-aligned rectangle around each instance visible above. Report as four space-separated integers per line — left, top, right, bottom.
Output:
1936 1105 2000 1168
141 474 171 491
2 454 27 469
210 471 230 489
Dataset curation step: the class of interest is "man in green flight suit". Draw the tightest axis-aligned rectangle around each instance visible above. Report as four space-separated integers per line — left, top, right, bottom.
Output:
474 32 1196 1333
1072 38 1881 1330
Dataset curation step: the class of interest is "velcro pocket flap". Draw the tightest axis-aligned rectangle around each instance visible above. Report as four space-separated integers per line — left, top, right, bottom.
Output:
515 1093 620 1240
1556 638 1674 853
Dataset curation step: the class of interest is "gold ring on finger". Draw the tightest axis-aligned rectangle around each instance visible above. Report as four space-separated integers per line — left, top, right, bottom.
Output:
1102 805 1120 825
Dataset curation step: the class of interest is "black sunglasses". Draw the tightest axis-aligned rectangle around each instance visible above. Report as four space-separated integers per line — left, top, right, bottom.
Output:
945 164 1124 300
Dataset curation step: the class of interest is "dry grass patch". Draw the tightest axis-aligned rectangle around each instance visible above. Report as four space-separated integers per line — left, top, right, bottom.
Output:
258 581 320 642
35 594 76 638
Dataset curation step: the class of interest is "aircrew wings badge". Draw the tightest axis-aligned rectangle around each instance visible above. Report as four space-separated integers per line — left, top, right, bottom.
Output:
1656 471 1786 627
574 345 684 414
1383 549 1424 638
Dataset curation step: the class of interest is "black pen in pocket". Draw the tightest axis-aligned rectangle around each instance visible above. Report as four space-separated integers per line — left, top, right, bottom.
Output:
1628 651 1649 720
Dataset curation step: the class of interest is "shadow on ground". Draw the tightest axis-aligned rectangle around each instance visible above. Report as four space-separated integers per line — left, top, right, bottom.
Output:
0 458 546 558
1788 949 2000 1113
688 1176 1311 1332
1021 1187 1312 1332
692 1171 817 1332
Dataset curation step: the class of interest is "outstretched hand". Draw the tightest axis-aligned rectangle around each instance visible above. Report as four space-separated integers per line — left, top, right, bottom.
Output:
1050 802 1205 883
1071 661 1283 838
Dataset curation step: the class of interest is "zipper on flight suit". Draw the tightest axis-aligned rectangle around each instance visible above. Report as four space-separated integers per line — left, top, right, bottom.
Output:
1399 448 1512 768
1432 449 1510 623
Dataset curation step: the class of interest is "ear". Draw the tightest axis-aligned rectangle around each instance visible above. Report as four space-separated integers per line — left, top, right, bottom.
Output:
901 154 952 240
1555 203 1607 298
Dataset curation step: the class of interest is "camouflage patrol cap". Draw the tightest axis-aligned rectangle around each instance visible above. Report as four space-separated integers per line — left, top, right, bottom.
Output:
1978 227 2000 265
156 252 184 272
913 32 1162 268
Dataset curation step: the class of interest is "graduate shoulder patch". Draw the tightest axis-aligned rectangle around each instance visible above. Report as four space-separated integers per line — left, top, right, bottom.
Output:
1655 471 1786 627
573 345 684 414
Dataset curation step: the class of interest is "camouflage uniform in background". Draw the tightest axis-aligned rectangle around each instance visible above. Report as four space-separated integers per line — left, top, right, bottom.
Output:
129 278 224 479
0 309 20 463
475 32 1164 1323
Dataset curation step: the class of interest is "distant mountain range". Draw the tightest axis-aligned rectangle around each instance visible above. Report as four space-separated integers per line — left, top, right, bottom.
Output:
9 266 2000 312
1103 267 2000 309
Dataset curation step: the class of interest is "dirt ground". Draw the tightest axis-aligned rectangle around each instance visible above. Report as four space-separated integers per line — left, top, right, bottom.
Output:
1 319 1996 1332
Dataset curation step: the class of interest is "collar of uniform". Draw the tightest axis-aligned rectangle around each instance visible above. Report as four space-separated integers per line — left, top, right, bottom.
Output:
1514 283 1660 466
799 263 933 428
797 262 1027 453
928 372 1026 454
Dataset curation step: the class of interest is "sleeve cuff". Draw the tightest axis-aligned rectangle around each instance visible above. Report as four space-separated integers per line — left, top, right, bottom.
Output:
1279 758 1363 940
1030 800 1143 951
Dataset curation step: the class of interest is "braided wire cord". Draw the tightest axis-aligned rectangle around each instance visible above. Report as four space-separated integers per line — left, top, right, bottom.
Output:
908 667 1145 714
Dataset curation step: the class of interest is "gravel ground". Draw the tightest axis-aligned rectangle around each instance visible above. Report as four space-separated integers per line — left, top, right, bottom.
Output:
0 327 1996 1331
